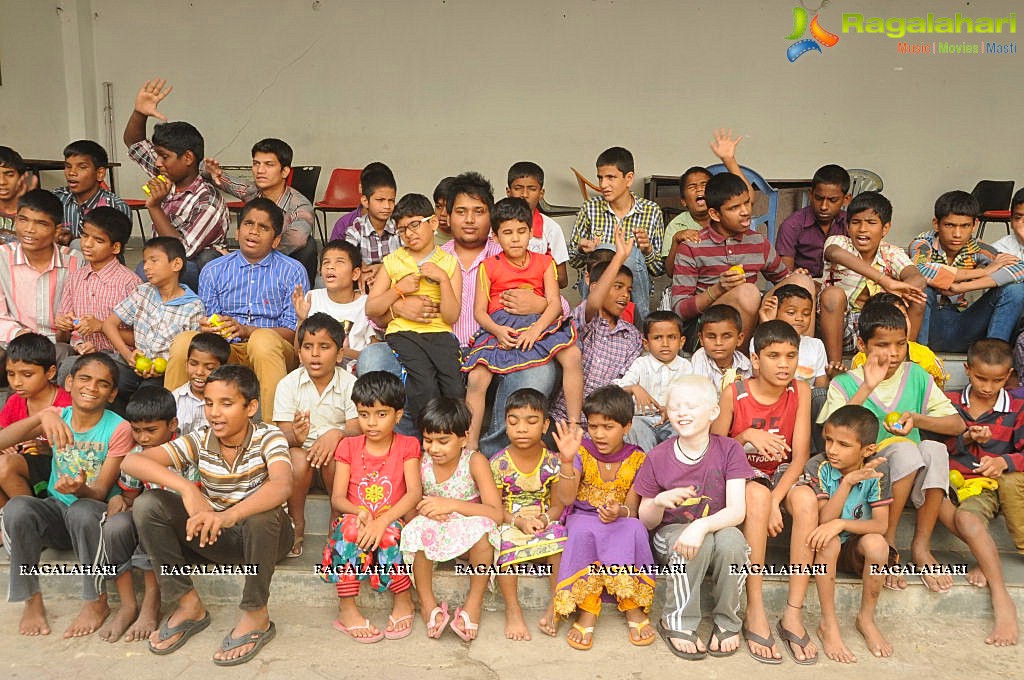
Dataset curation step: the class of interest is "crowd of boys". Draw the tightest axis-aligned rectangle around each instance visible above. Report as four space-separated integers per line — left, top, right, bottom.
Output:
0 79 1020 666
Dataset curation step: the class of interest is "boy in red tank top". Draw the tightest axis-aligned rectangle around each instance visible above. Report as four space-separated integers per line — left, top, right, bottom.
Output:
711 320 820 665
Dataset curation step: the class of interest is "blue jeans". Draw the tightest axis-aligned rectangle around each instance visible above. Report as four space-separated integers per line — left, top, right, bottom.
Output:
574 245 652 327
918 282 1024 352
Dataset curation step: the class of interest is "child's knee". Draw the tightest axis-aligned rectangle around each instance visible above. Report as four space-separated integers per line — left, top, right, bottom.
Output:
787 484 818 514
745 481 772 513
713 527 749 562
0 450 28 478
954 508 986 536
858 534 889 563
818 286 846 314
734 283 762 313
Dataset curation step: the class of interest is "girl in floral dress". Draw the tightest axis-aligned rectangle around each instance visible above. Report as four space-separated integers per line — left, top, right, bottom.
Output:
400 398 503 641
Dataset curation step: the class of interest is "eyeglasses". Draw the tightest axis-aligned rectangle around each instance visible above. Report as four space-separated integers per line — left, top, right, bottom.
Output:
396 216 433 236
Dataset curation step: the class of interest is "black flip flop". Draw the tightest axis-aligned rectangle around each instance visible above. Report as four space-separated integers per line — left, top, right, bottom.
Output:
213 621 277 667
707 623 741 658
657 619 706 660
776 619 818 665
148 611 211 656
742 625 782 665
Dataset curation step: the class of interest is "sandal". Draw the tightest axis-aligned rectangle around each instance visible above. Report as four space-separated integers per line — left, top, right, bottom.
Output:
567 622 594 651
287 537 304 558
332 618 384 644
883 544 906 591
627 618 656 647
148 611 211 656
742 625 782 665
212 621 276 667
449 607 478 642
657 620 706 660
425 602 450 639
707 623 740 658
385 614 414 640
776 619 818 665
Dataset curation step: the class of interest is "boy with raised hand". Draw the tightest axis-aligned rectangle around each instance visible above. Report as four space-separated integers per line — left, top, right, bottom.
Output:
122 365 293 666
635 375 753 661
775 164 851 278
817 302 965 592
0 352 133 638
506 161 570 289
53 140 129 244
569 146 664 325
944 338 1020 647
273 313 361 558
805 405 892 662
711 320 818 665
123 78 228 290
205 138 315 257
909 190 1024 352
819 191 927 369
344 165 399 292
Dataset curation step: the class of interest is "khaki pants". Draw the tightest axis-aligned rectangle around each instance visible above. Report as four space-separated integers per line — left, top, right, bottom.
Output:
165 329 297 422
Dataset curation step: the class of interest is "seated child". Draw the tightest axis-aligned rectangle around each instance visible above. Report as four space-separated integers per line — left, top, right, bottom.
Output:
0 333 72 508
944 338 1020 646
552 386 656 651
170 332 228 436
365 194 464 429
122 365 292 665
805 405 893 662
711 321 819 664
662 166 712 275
506 162 570 288
491 388 568 641
635 375 753 660
94 386 181 643
850 292 949 387
613 310 693 452
462 197 582 450
320 371 421 643
0 146 32 239
0 352 132 638
344 165 399 292
756 284 827 389
774 164 850 278
293 239 375 370
689 304 752 396
329 161 396 242
273 313 361 558
102 236 204 398
400 397 503 641
53 140 129 244
817 302 965 592
819 191 927 369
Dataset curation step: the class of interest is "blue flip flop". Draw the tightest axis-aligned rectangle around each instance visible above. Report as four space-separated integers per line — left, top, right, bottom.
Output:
213 621 277 666
148 611 211 655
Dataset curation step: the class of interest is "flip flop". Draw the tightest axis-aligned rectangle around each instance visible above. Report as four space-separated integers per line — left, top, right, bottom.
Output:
567 622 594 651
776 619 818 665
425 602 450 639
385 614 414 640
742 625 782 665
707 623 740 658
213 621 276 667
883 545 906 591
657 620 706 660
287 537 303 558
148 611 211 656
449 607 478 642
332 618 384 644
627 618 656 647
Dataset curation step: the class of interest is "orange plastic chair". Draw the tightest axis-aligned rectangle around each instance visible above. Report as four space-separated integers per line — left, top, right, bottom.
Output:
571 167 602 202
315 168 362 242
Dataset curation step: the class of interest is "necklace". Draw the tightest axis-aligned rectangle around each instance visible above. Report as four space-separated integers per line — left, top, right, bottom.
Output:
675 439 709 463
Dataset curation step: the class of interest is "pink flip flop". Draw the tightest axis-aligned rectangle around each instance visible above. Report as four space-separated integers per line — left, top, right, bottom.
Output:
425 602 451 639
449 607 479 642
385 614 415 640
332 618 384 644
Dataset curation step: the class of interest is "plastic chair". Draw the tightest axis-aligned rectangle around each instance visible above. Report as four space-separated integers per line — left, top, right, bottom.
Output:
706 163 779 243
289 165 321 205
570 167 602 202
539 196 579 217
848 169 884 198
315 168 361 243
971 180 1015 240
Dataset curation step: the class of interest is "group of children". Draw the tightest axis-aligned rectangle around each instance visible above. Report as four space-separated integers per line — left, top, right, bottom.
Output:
0 89 1022 666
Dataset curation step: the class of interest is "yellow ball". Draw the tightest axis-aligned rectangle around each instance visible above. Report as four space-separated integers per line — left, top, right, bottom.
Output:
135 356 153 373
728 264 745 276
884 412 902 427
152 357 167 375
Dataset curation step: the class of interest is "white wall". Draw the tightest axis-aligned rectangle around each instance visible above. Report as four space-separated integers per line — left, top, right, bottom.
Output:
2 0 1022 242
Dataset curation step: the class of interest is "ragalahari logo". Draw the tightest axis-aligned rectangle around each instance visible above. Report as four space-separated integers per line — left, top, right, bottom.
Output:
786 3 840 61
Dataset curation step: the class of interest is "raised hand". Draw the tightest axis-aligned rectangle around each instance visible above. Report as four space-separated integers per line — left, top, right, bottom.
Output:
292 284 311 322
134 79 173 121
553 420 583 466
204 158 224 186
710 128 744 161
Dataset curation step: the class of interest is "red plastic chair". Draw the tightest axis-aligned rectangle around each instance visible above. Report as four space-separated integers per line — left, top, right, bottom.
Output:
971 180 1015 240
314 168 361 242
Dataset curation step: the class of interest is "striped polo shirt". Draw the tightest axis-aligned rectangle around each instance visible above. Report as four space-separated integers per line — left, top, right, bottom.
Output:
671 225 789 319
162 421 292 510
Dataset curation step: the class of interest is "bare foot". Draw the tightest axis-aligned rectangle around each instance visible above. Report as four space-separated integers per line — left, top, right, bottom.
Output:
567 611 596 648
624 608 655 644
98 603 138 643
213 610 270 663
855 614 893 657
64 597 110 638
538 603 559 637
986 592 1019 647
124 598 161 642
817 621 856 663
744 609 781 661
504 604 531 641
780 607 818 662
967 566 988 588
911 544 953 592
19 593 51 636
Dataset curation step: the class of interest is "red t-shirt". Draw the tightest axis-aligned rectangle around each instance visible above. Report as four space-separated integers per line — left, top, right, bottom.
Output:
0 387 73 434
727 379 799 476
334 433 421 516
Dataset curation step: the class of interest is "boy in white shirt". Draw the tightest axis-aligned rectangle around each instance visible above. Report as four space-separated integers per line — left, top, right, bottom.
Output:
170 332 228 436
991 188 1024 260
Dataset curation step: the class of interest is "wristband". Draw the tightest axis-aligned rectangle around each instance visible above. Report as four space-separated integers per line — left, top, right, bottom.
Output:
622 506 631 518
707 285 719 302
